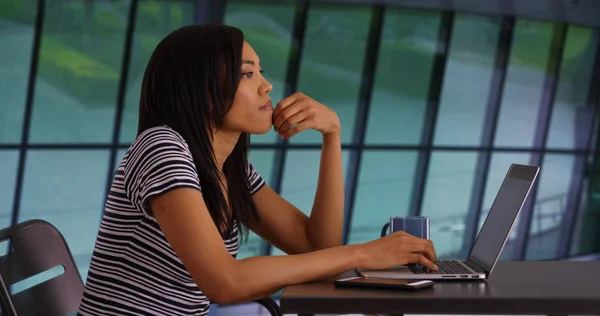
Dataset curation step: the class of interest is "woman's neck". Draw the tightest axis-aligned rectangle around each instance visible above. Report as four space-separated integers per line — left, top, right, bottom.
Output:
212 129 241 171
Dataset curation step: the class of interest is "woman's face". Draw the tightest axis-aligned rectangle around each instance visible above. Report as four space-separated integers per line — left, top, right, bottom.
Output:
221 41 274 134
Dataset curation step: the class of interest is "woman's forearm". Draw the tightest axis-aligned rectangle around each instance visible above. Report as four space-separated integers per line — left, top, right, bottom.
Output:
225 243 361 304
307 130 345 250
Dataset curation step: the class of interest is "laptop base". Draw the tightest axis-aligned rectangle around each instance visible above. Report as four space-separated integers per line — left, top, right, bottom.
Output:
358 260 486 280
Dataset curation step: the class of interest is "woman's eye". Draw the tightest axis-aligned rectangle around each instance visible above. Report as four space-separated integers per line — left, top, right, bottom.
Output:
242 70 264 79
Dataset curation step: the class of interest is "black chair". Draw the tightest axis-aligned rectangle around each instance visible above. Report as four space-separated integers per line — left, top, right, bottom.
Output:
0 219 282 316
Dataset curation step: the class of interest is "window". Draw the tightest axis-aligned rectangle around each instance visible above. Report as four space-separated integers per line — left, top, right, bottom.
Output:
480 152 532 260
115 148 128 169
0 151 19 231
571 164 600 256
347 151 418 245
270 149 350 255
421 151 478 258
494 20 554 148
526 154 577 260
433 14 501 146
289 4 371 144
119 0 195 143
225 0 296 144
0 1 37 143
365 8 441 145
546 26 598 150
18 150 110 281
238 149 277 259
2 0 598 273
28 0 130 144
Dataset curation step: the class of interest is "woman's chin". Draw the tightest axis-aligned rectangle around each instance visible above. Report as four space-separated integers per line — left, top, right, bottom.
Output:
246 124 274 135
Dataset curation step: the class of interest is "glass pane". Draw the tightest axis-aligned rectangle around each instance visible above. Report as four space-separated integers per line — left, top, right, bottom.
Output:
0 2 37 143
526 154 577 260
225 0 296 144
570 170 600 256
365 8 440 145
570 145 600 256
421 151 478 259
115 148 128 169
0 151 19 230
238 233 263 259
248 149 276 188
568 178 590 257
119 0 195 143
546 26 598 149
238 149 277 259
494 20 554 147
18 150 110 280
106 148 129 183
347 151 418 245
28 0 130 143
433 15 500 146
289 4 371 144
479 152 532 260
270 149 350 255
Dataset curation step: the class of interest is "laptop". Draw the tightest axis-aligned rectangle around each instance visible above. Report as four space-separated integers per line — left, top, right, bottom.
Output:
359 163 540 280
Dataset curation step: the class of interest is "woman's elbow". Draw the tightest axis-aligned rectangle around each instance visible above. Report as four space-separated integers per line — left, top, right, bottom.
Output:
202 275 245 305
207 290 236 305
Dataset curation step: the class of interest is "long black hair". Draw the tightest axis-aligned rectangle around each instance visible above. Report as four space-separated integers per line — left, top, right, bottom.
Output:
137 24 260 242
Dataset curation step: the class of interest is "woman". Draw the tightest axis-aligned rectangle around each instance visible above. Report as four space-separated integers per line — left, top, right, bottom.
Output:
78 24 437 315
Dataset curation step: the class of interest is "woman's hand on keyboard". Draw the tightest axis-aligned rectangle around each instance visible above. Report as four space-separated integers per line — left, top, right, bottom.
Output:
355 231 438 272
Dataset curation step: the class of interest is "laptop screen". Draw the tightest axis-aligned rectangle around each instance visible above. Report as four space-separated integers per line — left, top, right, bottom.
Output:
468 164 538 272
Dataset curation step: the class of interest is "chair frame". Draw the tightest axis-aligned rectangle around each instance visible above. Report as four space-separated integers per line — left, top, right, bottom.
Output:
0 219 282 316
0 219 84 316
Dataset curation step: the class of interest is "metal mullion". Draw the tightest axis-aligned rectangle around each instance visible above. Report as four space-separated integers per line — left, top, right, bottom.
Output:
10 0 46 228
104 0 140 208
0 143 595 154
461 17 515 258
514 23 567 260
341 5 385 244
408 11 454 217
556 31 600 259
263 0 310 256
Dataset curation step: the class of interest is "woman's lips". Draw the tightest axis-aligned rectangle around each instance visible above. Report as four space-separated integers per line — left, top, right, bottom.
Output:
260 101 273 110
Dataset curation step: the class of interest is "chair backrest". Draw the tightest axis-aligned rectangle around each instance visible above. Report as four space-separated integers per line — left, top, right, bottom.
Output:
0 219 84 316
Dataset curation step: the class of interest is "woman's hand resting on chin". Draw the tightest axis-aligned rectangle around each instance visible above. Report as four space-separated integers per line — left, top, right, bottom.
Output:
354 231 438 271
272 92 340 138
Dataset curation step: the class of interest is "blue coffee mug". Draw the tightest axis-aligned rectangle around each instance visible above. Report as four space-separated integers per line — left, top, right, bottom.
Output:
381 216 430 239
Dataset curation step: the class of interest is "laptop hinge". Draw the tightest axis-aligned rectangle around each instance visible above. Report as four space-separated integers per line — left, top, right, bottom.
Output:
465 259 487 273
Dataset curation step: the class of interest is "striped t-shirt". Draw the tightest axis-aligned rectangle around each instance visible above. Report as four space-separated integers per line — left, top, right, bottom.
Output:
78 125 265 315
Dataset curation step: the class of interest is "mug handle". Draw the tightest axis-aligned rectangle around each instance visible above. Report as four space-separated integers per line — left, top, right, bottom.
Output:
380 222 390 237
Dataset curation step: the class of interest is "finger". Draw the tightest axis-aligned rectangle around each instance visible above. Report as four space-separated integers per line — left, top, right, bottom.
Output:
278 111 308 134
422 239 437 263
411 239 437 264
273 92 302 118
396 233 436 264
428 240 437 263
281 120 311 139
273 104 303 132
408 254 437 271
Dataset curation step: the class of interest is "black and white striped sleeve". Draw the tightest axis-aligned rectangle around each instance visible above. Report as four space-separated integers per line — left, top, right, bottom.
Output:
123 128 201 216
247 163 266 194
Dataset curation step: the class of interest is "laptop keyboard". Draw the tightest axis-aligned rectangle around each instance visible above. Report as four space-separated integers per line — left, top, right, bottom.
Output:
410 260 473 275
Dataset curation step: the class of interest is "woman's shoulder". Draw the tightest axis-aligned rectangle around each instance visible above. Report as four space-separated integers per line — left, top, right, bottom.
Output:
133 125 189 150
123 125 195 173
126 125 192 158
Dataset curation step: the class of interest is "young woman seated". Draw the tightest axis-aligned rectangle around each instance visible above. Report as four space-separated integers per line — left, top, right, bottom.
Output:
77 24 437 316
